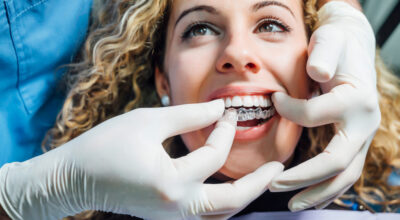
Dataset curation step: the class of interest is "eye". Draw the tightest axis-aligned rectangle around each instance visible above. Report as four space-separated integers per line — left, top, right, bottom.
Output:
181 22 219 40
256 18 291 33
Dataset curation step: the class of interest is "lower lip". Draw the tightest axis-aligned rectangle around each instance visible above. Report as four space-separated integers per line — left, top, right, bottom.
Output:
234 114 278 141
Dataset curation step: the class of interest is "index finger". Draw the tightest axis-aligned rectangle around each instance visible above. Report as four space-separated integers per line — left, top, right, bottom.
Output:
269 130 368 192
174 109 237 182
271 85 353 127
307 24 345 83
149 99 225 141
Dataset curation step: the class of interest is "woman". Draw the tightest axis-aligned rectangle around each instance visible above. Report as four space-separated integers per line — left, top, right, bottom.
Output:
43 0 399 219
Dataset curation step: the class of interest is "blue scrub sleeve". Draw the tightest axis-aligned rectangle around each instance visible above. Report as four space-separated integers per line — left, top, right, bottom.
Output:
0 0 93 166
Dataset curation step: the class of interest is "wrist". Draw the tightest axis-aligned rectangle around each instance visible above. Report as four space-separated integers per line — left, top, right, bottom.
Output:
0 153 85 220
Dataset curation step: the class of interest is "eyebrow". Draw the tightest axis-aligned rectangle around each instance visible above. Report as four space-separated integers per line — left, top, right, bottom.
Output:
175 5 219 27
175 1 295 27
252 1 295 17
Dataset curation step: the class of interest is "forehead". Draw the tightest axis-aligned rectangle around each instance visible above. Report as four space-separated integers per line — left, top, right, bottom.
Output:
170 0 304 20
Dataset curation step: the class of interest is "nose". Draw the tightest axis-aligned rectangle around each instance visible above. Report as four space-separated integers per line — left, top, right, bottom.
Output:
216 36 261 74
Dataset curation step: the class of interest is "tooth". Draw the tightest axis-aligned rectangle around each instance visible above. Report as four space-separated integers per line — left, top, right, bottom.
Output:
266 98 272 107
260 97 266 107
261 97 269 107
255 107 262 119
253 96 260 107
232 96 242 107
262 110 268 119
248 109 255 120
237 107 247 121
225 97 232 108
271 107 276 115
243 96 253 107
258 96 263 106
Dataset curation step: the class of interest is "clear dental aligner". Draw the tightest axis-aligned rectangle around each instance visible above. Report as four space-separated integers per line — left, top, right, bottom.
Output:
225 107 275 122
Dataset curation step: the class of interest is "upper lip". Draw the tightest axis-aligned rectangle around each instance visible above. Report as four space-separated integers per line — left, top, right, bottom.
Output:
207 85 276 101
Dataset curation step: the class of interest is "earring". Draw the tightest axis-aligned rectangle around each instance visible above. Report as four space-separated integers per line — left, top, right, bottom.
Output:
161 95 170 106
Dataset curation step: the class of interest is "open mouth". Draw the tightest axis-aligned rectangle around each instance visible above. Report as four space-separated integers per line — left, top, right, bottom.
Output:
223 95 275 131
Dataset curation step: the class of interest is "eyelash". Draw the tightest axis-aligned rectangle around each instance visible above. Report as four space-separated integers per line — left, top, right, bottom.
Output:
181 21 219 40
180 16 292 41
256 16 292 33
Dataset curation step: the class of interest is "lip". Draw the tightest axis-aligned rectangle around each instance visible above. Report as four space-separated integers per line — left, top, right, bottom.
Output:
235 114 278 141
207 85 276 101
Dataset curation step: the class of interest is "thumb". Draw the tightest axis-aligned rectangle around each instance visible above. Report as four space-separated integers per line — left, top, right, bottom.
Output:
152 99 226 141
204 162 284 214
307 25 344 83
271 92 340 127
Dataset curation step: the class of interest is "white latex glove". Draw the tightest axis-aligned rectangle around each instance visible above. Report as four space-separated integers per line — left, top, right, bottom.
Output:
269 1 380 211
0 100 283 220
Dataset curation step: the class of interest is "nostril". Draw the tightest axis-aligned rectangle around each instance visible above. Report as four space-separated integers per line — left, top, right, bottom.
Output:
223 63 233 69
246 63 256 69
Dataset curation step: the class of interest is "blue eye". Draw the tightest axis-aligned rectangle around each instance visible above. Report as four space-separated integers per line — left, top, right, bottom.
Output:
182 23 218 40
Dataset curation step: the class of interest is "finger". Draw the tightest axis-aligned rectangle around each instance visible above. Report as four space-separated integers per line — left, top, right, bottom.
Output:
272 87 349 127
174 109 237 181
149 99 225 141
270 129 369 192
288 143 368 212
288 177 352 212
307 24 344 83
287 138 371 211
314 184 351 210
202 162 284 214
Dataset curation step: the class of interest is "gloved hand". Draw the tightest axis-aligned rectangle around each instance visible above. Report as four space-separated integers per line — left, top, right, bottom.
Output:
0 100 283 220
269 1 380 211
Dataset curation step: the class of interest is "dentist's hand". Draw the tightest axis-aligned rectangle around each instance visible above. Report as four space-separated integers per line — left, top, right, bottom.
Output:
269 2 380 211
0 100 283 220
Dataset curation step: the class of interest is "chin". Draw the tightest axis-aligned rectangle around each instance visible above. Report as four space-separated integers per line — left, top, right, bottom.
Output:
181 116 302 180
216 118 302 180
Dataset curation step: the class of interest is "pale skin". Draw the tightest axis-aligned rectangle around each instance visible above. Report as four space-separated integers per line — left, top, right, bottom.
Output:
156 0 361 180
0 0 361 218
156 0 310 179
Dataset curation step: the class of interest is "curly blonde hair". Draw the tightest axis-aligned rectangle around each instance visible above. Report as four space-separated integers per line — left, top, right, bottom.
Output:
43 0 400 218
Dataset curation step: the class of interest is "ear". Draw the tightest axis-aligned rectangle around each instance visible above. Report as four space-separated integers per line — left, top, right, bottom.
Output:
155 67 170 98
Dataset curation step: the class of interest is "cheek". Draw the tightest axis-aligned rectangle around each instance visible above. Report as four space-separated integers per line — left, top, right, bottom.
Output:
180 123 214 154
275 118 303 162
167 46 218 105
265 39 310 99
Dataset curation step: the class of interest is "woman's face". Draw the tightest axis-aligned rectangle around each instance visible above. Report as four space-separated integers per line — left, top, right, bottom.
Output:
156 0 311 179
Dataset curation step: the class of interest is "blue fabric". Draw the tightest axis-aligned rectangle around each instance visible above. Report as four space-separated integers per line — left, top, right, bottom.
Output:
0 0 92 167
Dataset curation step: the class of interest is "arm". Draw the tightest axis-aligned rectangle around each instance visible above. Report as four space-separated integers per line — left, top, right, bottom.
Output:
0 102 283 220
318 0 362 10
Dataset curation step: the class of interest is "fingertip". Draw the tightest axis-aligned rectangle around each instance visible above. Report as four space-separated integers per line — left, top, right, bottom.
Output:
288 198 306 212
307 63 334 83
219 108 237 127
288 205 301 212
271 92 286 105
266 161 285 174
268 179 289 192
209 99 225 116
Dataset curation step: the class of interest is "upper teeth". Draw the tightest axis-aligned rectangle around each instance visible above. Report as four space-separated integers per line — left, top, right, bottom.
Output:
224 95 271 108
